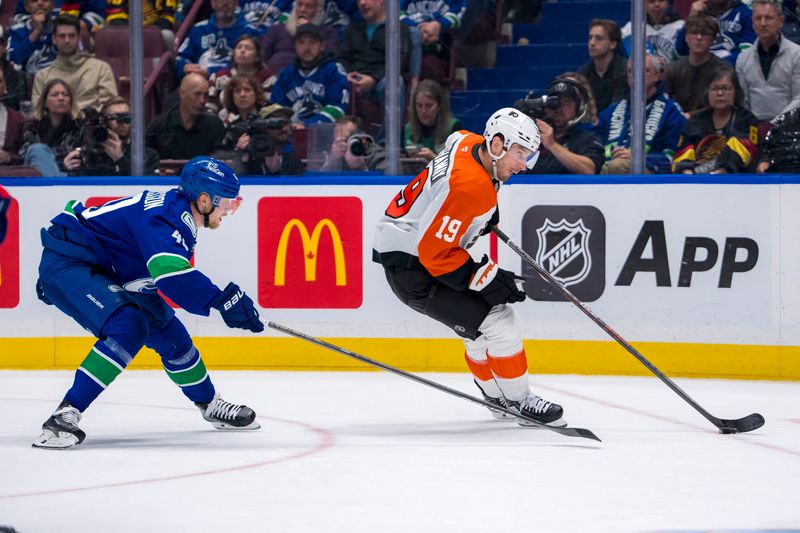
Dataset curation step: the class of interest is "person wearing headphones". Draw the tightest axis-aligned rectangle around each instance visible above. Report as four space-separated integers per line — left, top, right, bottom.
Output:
373 107 568 428
527 77 605 174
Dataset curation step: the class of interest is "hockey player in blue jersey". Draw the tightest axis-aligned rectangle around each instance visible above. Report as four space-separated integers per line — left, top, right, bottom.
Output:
33 156 264 449
270 23 349 126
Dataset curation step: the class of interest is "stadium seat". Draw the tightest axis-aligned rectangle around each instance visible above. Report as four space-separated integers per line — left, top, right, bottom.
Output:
0 165 43 177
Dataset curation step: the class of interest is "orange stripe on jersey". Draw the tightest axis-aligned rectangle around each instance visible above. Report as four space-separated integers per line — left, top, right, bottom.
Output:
418 133 498 278
464 352 493 381
487 350 528 379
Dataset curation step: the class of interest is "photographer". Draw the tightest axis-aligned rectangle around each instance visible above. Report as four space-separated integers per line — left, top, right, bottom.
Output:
234 103 304 176
521 78 604 175
321 115 386 172
62 97 160 176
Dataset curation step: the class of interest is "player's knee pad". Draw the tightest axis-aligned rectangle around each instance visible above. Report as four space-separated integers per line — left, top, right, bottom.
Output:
463 333 489 363
478 305 523 358
100 305 149 364
145 316 195 365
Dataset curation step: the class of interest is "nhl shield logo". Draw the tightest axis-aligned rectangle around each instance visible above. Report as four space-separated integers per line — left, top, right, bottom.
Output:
536 218 592 287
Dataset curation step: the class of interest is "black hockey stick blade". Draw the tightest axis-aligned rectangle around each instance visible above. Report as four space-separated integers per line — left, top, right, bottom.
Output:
717 413 765 434
267 321 601 442
491 225 766 435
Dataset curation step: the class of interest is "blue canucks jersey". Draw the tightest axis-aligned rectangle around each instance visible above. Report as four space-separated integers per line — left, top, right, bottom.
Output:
49 189 222 315
270 56 349 125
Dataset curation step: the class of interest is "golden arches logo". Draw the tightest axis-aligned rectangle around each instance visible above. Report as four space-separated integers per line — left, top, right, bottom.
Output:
274 219 347 286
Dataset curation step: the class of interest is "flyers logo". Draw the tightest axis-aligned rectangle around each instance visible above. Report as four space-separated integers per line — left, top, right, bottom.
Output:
0 195 19 308
258 197 362 308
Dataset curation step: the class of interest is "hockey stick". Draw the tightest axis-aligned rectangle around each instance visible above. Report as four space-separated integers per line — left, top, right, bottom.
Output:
491 226 765 435
267 321 601 442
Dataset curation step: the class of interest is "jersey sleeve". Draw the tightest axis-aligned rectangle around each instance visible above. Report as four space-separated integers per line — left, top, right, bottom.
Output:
138 213 222 316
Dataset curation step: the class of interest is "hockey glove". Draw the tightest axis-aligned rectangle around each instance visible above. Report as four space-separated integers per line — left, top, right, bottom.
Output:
212 282 264 333
478 209 499 236
469 255 526 307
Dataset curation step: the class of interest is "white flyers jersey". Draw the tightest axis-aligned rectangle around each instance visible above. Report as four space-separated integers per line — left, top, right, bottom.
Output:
373 131 498 289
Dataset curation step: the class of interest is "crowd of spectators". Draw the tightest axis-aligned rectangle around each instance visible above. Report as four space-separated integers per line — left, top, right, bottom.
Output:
0 0 798 177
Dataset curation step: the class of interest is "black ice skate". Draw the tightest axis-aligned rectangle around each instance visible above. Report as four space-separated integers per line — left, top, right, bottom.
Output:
474 380 514 420
195 393 260 430
507 393 567 428
32 400 87 449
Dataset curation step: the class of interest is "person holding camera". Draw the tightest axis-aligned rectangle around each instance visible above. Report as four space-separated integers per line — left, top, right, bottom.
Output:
523 77 605 175
235 103 304 175
321 115 386 172
61 97 161 176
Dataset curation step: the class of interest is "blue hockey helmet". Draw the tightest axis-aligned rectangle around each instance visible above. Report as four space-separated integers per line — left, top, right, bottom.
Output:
178 156 240 207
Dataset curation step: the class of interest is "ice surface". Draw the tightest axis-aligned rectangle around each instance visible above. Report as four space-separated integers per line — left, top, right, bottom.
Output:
1 370 798 533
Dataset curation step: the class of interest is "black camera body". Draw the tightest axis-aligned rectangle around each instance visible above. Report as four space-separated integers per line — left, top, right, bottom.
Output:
230 115 287 159
79 107 111 172
347 133 375 157
514 92 560 120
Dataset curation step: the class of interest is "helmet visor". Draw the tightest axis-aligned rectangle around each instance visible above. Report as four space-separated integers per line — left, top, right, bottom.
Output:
218 196 242 215
525 151 540 170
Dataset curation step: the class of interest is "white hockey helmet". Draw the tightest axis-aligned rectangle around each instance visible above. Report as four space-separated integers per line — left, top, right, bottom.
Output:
484 107 541 169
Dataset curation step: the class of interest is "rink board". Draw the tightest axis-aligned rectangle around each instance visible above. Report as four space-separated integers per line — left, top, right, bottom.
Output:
0 174 798 379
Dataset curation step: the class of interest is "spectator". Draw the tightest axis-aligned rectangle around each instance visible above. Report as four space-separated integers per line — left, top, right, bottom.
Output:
12 0 106 31
578 19 628 113
338 0 412 139
321 0 363 29
20 78 80 176
321 114 386 171
593 53 687 173
526 77 604 174
235 103 304 175
175 0 266 80
271 23 349 127
675 0 755 65
756 106 800 172
105 0 177 51
403 79 462 161
0 69 26 165
400 0 466 85
0 27 27 111
736 0 800 122
261 0 339 73
220 73 268 135
622 0 685 62
61 96 161 176
665 15 726 116
673 66 758 173
8 0 58 75
31 14 118 113
558 71 600 127
208 35 276 115
146 73 227 160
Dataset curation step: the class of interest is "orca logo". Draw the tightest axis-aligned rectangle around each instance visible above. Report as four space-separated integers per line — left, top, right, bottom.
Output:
522 206 606 302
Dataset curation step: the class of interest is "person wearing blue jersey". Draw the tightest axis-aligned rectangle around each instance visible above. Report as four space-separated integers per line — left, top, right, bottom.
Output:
270 23 349 126
675 0 756 65
32 157 264 449
175 0 266 79
8 0 58 75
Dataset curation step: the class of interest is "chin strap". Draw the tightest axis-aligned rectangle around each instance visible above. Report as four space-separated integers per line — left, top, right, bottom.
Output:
487 142 506 185
193 201 215 228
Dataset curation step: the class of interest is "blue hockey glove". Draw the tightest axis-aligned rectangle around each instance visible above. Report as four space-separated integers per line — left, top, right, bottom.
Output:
469 255 526 306
212 282 264 333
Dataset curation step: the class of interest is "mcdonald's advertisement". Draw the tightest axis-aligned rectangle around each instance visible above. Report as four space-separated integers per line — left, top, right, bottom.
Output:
257 196 363 309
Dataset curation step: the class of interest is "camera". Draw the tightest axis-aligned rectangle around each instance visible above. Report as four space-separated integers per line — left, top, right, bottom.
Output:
514 91 560 120
230 115 287 159
347 133 375 157
79 107 111 172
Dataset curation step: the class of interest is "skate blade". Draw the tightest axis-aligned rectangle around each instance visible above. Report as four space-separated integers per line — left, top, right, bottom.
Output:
32 429 82 449
209 420 261 431
517 416 568 429
488 409 516 421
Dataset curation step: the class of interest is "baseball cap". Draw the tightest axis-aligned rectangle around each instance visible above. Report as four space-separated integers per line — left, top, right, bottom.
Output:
295 23 322 41
259 103 294 119
547 79 581 102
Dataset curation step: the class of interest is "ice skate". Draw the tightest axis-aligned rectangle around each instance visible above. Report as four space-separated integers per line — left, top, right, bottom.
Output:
507 393 567 428
32 400 86 449
474 380 514 420
195 393 260 430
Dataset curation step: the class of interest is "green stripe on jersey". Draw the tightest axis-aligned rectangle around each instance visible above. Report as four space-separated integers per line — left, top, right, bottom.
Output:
165 358 208 387
79 348 124 388
147 253 192 281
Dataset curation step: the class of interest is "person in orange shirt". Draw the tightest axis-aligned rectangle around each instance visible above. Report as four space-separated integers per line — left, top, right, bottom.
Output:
373 108 567 427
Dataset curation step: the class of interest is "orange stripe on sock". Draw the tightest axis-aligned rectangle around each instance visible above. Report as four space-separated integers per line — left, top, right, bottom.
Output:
487 350 528 379
464 352 494 381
